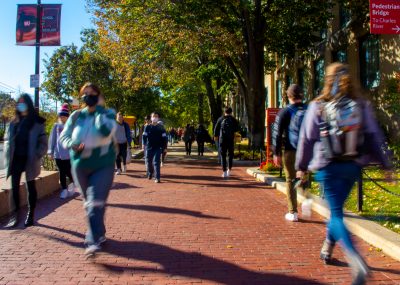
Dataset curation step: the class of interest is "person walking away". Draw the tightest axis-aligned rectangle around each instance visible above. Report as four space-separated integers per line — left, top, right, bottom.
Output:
182 124 195 155
295 63 393 285
170 127 177 146
60 82 117 256
142 112 168 183
271 84 307 222
157 120 167 166
214 107 239 178
48 103 76 199
115 112 132 175
177 127 183 142
196 124 210 156
3 94 47 228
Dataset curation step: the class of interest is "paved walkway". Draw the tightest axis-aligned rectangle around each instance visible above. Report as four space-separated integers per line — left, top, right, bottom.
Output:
0 144 399 285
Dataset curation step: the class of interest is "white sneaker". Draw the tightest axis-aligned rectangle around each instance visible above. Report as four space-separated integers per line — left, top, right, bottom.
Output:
122 165 127 173
67 183 75 197
227 169 231 177
222 171 228 178
115 169 122 175
85 244 101 257
60 189 68 199
160 162 164 167
285 212 299 222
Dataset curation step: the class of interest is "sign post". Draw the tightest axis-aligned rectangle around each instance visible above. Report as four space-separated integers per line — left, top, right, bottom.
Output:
370 0 400 34
265 108 280 164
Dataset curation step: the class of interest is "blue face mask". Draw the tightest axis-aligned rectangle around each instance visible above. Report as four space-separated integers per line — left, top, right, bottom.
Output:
17 103 28 113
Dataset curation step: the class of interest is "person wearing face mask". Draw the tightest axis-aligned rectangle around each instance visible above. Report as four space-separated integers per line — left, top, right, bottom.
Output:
142 112 168 183
3 94 48 228
114 112 132 175
60 82 117 257
48 103 77 199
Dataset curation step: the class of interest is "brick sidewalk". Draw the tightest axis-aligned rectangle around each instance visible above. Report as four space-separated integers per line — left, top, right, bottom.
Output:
0 144 399 285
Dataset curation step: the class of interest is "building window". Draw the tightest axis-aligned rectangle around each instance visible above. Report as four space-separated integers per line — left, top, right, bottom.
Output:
298 69 308 97
314 58 325 97
276 80 282 107
332 49 348 63
339 4 351 29
360 35 380 89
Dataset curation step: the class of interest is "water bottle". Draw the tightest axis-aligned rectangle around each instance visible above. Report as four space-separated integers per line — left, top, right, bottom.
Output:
301 198 313 219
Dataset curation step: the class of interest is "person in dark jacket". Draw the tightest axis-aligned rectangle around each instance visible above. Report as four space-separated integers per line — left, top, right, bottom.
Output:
182 124 195 155
271 84 306 222
296 63 393 285
195 124 211 156
115 112 132 175
214 107 239 178
142 112 168 183
3 94 47 228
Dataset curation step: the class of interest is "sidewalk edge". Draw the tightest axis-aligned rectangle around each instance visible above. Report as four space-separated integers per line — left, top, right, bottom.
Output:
246 168 400 262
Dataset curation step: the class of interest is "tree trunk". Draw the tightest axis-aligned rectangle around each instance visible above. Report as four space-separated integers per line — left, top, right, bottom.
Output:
203 76 223 130
198 93 205 125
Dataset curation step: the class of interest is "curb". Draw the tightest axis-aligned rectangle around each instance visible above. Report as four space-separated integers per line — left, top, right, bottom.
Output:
246 168 400 262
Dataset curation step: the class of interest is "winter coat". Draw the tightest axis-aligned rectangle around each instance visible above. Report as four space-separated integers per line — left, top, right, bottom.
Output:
4 116 47 181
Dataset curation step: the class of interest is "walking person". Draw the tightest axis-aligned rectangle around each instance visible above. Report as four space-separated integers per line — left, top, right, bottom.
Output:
182 124 194 155
48 103 76 199
142 112 168 183
214 107 239 178
195 124 210 156
3 94 47 228
60 82 117 256
295 63 393 285
115 112 132 175
272 84 307 222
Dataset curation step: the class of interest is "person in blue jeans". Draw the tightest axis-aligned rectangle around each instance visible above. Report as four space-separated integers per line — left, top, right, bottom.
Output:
60 82 117 257
142 112 168 183
296 63 392 285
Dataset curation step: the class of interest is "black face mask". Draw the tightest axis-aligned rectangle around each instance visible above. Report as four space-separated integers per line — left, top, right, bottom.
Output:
83 95 99 107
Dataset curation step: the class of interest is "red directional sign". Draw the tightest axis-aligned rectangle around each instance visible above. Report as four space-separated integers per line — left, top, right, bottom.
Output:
370 0 400 34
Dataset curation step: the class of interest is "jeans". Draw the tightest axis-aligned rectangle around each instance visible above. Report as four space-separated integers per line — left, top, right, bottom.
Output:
197 141 205 155
72 165 114 245
220 141 234 172
315 162 361 254
10 155 37 213
55 159 73 189
283 150 297 213
146 148 162 180
116 142 128 169
184 141 192 155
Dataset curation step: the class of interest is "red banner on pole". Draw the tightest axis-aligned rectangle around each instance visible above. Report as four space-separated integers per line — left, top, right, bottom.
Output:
16 4 61 46
370 0 400 34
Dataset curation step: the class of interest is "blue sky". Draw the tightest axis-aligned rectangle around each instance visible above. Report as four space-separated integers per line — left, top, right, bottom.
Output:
0 0 94 98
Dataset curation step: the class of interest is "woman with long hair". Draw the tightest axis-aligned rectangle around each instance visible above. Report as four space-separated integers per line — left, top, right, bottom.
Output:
60 83 117 256
4 94 47 228
296 63 392 285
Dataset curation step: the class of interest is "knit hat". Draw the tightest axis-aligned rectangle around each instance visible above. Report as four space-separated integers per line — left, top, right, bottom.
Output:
58 103 70 117
286 84 303 100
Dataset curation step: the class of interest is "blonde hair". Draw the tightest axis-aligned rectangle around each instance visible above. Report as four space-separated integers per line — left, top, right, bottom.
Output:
316 62 360 102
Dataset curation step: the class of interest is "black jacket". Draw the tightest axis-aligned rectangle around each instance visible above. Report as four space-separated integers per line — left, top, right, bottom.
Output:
214 115 239 144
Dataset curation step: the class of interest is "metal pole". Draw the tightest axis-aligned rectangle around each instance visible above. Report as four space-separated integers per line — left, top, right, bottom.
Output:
357 170 363 212
34 0 41 109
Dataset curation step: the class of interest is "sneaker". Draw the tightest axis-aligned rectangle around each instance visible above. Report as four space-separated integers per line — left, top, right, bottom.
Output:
160 162 164 167
60 189 69 199
115 169 122 175
284 212 298 222
4 214 18 228
67 183 75 197
345 252 370 285
85 244 101 257
222 171 228 178
122 165 127 173
98 236 107 245
227 169 231 177
320 240 335 264
155 179 161 183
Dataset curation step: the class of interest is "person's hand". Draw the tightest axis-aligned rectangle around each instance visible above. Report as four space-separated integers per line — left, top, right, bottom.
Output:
273 155 282 167
72 143 85 153
142 146 145 151
296 170 308 182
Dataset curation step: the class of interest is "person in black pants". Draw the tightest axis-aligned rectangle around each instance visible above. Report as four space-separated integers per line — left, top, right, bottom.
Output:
115 112 132 175
195 124 211 156
214 107 239 178
4 94 47 228
182 124 194 155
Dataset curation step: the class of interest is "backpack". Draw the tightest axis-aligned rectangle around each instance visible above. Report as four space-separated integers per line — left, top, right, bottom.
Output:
288 105 307 149
319 97 363 160
220 116 235 139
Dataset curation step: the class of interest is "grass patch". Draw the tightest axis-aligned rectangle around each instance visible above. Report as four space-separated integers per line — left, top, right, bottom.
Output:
309 167 400 234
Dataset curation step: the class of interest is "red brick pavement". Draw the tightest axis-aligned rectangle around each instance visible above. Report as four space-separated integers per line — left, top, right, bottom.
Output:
0 145 399 285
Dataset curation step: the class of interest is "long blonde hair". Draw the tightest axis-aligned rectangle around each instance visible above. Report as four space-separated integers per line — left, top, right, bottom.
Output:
316 62 360 102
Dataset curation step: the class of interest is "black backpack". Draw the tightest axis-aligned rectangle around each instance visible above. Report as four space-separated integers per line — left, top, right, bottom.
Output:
220 116 235 139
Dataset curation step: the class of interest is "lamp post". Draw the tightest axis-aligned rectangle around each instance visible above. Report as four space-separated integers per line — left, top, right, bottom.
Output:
34 0 41 109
